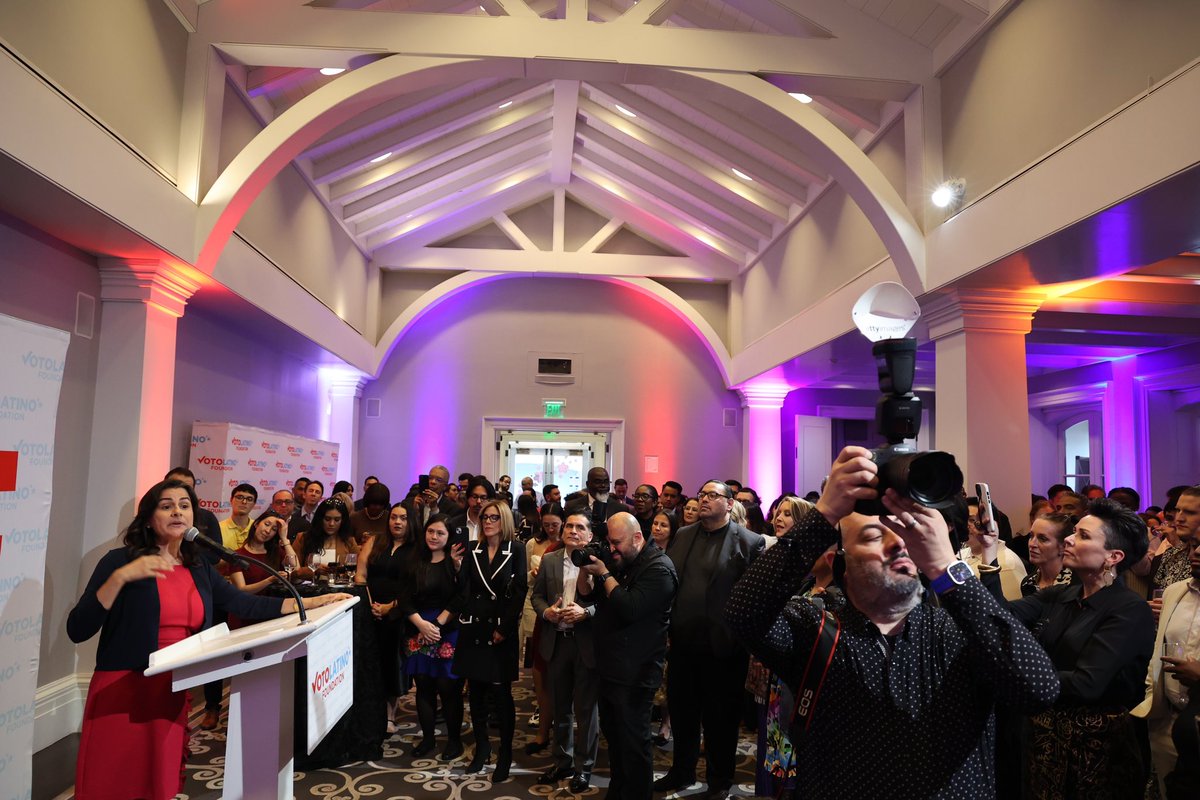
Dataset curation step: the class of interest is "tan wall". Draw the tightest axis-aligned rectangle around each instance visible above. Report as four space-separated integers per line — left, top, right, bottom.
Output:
941 0 1200 204
377 269 465 337
0 0 187 179
738 120 906 346
218 84 372 333
655 279 730 350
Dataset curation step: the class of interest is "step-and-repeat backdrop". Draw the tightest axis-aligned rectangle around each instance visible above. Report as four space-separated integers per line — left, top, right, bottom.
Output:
0 313 70 799
189 422 340 517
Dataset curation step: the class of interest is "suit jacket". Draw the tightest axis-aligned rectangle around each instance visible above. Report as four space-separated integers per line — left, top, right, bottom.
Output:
454 538 528 683
530 548 596 666
666 520 765 657
1133 578 1196 719
402 493 459 531
580 540 677 687
288 509 312 541
563 495 629 523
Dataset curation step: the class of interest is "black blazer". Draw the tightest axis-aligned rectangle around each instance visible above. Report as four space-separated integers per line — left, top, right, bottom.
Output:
666 520 764 657
67 547 286 671
453 539 528 683
580 540 678 688
563 495 629 522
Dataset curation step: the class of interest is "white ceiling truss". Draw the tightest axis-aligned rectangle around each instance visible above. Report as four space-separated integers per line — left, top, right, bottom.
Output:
191 0 1010 280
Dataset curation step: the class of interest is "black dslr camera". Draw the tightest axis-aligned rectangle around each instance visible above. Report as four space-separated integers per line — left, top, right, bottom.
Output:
570 540 612 568
855 338 963 516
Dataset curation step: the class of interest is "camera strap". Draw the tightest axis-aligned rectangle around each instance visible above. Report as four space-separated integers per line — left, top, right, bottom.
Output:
789 609 840 733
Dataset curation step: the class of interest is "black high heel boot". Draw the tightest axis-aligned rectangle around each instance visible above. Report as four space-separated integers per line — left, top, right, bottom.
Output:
492 745 511 782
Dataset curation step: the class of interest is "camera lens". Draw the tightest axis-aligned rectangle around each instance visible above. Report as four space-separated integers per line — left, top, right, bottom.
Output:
905 451 963 509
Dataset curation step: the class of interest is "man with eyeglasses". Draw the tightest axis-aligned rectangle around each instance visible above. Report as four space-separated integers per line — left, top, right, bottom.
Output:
632 485 659 538
220 483 258 550
657 481 764 800
449 475 495 543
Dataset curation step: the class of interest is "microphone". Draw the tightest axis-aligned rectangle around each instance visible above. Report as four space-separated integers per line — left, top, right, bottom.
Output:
184 527 308 624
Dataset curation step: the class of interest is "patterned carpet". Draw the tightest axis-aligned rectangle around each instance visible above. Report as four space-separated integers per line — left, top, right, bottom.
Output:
175 671 760 800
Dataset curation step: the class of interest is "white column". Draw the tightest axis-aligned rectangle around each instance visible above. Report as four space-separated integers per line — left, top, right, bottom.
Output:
82 260 199 554
738 386 789 505
925 289 1041 521
324 370 369 485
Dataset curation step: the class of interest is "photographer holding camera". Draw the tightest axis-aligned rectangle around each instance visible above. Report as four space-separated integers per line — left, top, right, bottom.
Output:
725 446 1060 798
577 512 678 800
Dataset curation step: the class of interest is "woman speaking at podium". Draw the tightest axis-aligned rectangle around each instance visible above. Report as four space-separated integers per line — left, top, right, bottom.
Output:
67 479 347 800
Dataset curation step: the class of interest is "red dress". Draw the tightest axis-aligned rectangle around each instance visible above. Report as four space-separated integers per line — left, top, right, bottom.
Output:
75 566 204 800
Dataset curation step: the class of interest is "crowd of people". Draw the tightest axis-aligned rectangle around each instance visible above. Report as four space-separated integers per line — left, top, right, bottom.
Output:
69 457 1200 799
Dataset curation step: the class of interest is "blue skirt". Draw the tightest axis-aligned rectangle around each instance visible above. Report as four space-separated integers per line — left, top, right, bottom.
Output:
403 608 459 680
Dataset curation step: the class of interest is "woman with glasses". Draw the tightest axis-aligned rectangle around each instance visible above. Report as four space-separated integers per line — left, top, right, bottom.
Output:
680 497 701 527
452 499 527 782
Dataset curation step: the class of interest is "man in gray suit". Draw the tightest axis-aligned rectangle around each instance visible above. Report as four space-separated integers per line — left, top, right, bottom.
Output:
531 511 600 792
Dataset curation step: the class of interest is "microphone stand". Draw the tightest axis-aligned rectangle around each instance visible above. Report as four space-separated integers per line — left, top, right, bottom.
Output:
186 529 308 623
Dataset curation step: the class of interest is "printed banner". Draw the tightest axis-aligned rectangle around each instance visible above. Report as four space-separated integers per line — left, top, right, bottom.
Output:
189 423 339 518
0 314 70 799
304 609 353 753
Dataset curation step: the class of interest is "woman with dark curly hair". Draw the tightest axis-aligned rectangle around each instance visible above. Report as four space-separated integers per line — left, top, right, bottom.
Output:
356 501 416 733
68 480 347 800
295 497 360 570
982 497 1155 798
397 513 467 758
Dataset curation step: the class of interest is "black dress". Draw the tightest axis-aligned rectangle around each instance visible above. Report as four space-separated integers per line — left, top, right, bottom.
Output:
365 539 413 697
452 539 527 683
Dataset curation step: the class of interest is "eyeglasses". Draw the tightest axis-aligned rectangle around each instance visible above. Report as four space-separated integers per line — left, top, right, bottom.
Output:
697 490 730 501
480 513 501 523
469 493 489 501
232 494 256 503
274 498 295 506
632 493 653 500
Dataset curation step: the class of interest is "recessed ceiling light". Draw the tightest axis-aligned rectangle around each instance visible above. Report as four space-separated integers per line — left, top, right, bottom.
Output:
498 101 513 109
732 168 753 181
369 152 392 164
789 92 813 104
931 178 965 208
615 104 636 118
320 67 346 76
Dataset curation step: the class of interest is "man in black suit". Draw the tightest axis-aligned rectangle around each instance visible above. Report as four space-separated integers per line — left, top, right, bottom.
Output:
578 512 677 800
564 467 628 540
531 511 600 792
657 481 764 800
447 475 494 543
404 464 459 528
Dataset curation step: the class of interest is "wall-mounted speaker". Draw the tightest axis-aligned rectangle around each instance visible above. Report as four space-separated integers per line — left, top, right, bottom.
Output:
76 292 95 339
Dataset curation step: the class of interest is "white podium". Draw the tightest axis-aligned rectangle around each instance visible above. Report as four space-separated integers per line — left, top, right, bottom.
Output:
145 596 359 800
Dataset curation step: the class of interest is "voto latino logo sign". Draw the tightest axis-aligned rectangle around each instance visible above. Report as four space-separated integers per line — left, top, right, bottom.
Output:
191 434 210 447
20 349 64 382
261 441 280 454
196 456 238 471
231 437 252 452
10 441 52 468
0 397 42 422
0 487 36 512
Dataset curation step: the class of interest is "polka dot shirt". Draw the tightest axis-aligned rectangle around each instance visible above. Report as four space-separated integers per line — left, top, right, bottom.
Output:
724 508 1061 798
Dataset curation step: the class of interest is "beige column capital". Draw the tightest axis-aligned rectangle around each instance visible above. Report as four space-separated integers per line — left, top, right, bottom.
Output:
922 288 1043 340
97 259 202 318
736 385 789 409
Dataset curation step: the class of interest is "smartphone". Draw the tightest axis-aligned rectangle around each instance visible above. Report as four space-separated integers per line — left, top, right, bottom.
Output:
418 474 430 493
449 525 469 550
975 482 998 535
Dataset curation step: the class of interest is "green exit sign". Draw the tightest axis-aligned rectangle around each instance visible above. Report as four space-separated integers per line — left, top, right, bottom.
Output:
543 400 565 418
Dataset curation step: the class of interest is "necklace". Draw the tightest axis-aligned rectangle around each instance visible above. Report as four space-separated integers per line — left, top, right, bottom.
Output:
365 506 385 521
